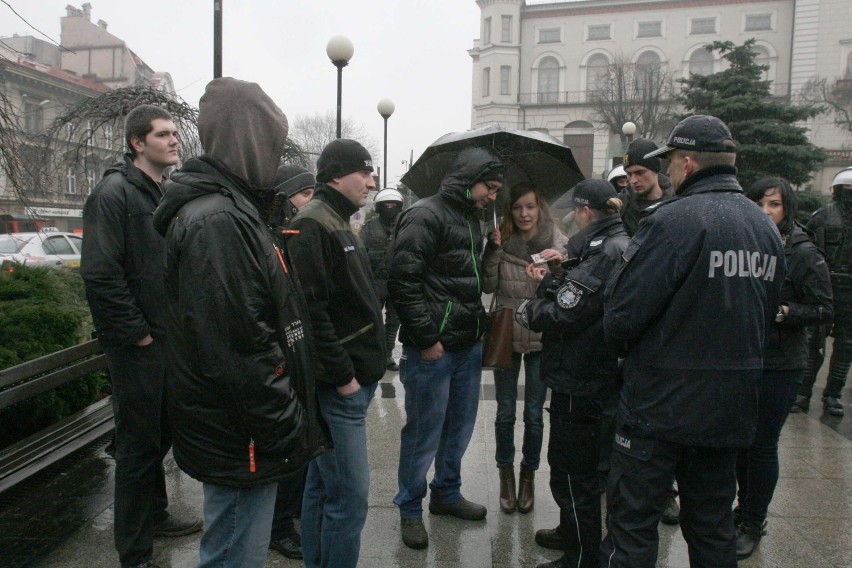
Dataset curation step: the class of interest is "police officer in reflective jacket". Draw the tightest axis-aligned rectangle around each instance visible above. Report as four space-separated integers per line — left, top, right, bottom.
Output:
602 115 786 568
516 179 629 568
792 167 852 417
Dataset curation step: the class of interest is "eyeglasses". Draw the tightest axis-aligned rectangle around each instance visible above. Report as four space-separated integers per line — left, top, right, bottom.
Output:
485 181 502 196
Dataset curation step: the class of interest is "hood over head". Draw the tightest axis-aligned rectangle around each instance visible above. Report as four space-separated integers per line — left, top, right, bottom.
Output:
198 77 288 191
439 147 506 208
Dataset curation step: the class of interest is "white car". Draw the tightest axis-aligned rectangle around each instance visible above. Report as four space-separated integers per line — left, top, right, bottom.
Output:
0 230 83 269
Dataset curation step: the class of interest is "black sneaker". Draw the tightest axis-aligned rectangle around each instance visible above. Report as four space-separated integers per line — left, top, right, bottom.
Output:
789 395 810 414
534 527 568 550
154 513 203 537
428 497 486 520
386 358 400 371
269 533 303 559
401 518 428 549
824 396 844 417
660 492 680 525
736 520 767 559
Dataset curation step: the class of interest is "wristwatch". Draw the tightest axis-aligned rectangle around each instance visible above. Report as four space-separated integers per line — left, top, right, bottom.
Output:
775 305 786 323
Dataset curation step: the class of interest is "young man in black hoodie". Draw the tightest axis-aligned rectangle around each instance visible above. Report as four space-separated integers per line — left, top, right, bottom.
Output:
286 139 386 568
153 78 324 568
81 104 202 568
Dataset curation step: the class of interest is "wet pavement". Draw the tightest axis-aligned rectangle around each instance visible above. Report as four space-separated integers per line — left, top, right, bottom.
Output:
1 340 850 568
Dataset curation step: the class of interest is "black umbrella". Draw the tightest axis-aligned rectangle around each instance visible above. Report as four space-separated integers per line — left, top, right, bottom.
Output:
401 124 585 203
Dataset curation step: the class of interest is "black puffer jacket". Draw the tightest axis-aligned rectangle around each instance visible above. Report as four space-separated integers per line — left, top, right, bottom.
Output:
388 147 501 351
153 156 325 487
522 215 629 399
764 226 833 369
81 155 166 346
287 186 387 387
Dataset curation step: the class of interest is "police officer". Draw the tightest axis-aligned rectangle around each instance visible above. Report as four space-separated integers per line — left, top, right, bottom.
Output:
516 179 629 568
361 188 404 370
601 115 786 567
791 167 852 417
607 165 628 192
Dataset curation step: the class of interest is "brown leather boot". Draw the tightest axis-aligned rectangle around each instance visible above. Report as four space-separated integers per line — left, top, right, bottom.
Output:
499 467 517 513
517 466 535 513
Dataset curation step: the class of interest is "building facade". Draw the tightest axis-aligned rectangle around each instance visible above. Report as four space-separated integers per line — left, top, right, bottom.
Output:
470 0 850 189
0 3 174 232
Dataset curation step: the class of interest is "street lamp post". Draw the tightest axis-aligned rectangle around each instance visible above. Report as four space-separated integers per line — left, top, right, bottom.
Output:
326 36 354 139
377 98 395 189
622 121 637 147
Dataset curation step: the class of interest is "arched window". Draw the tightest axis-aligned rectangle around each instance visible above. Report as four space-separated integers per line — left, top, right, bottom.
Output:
752 45 772 81
538 57 560 103
689 47 714 76
636 51 662 95
586 54 610 92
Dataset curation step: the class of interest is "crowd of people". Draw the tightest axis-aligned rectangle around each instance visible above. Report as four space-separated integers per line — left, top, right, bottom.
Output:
78 77 850 568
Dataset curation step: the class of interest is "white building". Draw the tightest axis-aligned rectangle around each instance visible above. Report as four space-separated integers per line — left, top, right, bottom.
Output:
470 0 851 190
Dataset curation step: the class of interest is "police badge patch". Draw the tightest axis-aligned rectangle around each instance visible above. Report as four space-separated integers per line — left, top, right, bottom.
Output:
557 281 583 309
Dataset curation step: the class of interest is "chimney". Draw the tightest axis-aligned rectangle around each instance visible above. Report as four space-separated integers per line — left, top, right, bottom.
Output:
82 3 92 20
97 19 108 30
65 5 82 17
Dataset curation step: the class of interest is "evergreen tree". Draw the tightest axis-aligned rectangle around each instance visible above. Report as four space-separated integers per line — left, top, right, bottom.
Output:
678 39 826 188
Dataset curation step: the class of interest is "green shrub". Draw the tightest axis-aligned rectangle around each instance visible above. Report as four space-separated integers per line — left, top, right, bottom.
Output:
795 191 829 225
0 266 108 449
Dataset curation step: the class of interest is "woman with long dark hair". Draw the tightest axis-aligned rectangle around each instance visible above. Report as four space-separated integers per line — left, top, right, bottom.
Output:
482 183 567 514
737 177 833 558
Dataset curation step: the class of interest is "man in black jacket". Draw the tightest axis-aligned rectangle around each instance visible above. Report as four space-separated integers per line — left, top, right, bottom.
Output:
287 138 386 568
517 179 629 568
388 146 505 549
619 138 671 238
153 78 323 568
601 115 786 567
81 104 201 568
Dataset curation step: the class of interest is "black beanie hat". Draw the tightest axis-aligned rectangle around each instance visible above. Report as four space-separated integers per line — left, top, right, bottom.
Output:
623 138 661 173
316 139 374 183
274 165 316 197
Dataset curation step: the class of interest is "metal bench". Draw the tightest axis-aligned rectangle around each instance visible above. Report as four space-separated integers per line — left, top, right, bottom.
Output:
0 340 113 493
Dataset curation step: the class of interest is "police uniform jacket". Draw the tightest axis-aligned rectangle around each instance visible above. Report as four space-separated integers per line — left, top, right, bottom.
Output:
764 226 833 370
604 165 786 448
388 148 500 351
522 215 629 399
288 186 387 387
360 215 395 301
152 156 325 487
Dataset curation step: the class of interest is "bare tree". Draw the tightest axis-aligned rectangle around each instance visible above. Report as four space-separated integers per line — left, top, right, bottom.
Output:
799 76 852 135
0 88 29 206
288 111 379 173
587 53 677 143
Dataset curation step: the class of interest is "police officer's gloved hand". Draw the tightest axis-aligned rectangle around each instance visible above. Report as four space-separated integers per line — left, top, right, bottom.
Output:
515 299 531 329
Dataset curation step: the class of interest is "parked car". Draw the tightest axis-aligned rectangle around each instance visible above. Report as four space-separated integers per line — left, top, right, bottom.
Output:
0 230 82 270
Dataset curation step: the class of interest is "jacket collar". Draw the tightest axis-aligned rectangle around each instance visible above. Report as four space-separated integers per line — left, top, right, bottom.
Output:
677 164 740 197
565 214 624 259
314 184 359 220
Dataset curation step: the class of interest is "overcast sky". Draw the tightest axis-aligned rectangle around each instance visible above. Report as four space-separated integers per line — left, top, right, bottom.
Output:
1 0 485 186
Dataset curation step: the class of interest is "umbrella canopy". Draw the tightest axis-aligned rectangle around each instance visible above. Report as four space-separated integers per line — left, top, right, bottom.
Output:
401 124 585 203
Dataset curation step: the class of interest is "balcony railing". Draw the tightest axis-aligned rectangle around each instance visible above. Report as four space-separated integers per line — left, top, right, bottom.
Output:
519 82 791 106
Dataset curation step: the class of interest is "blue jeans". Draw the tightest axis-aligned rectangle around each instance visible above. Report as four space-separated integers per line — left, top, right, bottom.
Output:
394 342 483 519
301 382 377 568
736 369 803 525
494 350 546 470
199 482 277 568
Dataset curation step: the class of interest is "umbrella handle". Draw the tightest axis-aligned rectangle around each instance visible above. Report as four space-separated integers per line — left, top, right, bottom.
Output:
493 206 498 230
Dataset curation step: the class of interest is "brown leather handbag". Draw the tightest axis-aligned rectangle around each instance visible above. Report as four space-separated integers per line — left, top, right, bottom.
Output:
482 296 514 370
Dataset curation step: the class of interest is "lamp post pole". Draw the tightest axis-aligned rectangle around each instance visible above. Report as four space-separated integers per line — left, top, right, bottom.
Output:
377 99 395 189
213 0 222 78
326 36 354 139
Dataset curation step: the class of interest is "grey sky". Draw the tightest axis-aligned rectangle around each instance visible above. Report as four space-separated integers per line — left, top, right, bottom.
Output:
1 0 482 187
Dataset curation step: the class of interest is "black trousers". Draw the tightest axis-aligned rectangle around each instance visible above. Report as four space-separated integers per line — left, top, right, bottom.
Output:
601 431 738 568
271 465 307 539
548 392 603 568
802 288 852 400
103 341 171 568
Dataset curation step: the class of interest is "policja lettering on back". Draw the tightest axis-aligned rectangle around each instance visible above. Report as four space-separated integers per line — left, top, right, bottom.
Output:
708 249 778 280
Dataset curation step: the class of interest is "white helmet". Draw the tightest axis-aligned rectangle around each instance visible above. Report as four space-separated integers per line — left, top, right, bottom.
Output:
375 188 404 203
831 167 852 188
607 165 627 182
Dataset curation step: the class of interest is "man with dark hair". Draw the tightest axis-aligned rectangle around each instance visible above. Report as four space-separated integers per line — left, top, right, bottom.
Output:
388 146 505 549
792 167 852 417
619 138 671 237
601 115 786 567
81 104 201 568
153 78 324 568
286 138 387 568
361 187 405 370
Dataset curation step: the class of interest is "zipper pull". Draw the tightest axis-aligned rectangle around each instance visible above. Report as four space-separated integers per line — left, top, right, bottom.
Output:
248 439 256 473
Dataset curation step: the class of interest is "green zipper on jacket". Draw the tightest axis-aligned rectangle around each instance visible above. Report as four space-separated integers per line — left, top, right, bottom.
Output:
466 219 481 337
439 300 453 334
